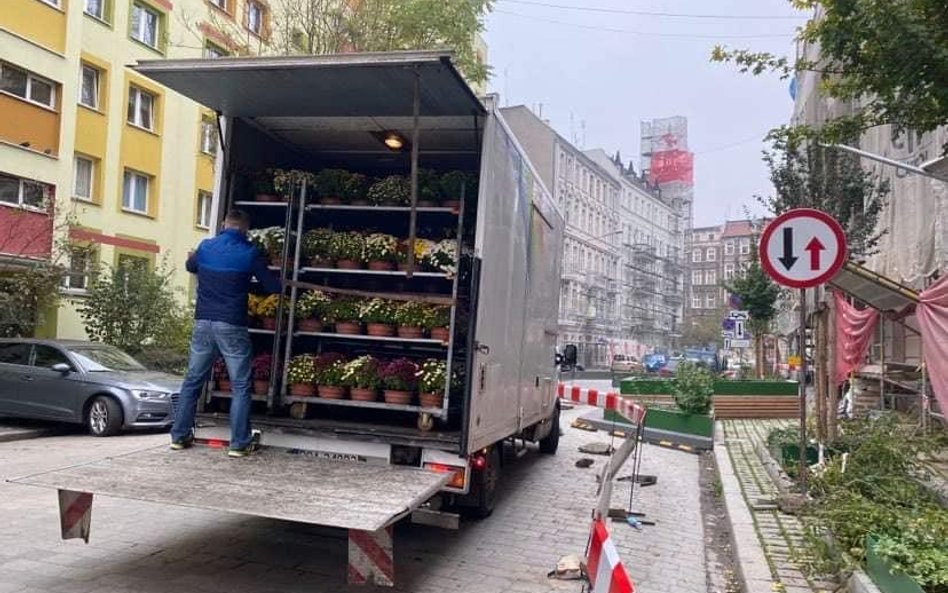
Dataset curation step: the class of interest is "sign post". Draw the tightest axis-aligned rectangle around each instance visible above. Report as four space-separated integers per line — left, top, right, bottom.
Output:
759 209 847 490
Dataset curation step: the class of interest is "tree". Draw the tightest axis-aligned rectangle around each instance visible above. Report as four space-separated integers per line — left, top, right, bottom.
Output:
758 131 889 258
711 0 948 151
725 260 782 378
78 259 189 355
680 312 725 350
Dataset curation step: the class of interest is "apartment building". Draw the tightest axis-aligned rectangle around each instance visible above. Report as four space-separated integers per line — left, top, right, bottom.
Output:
685 219 758 327
0 0 274 338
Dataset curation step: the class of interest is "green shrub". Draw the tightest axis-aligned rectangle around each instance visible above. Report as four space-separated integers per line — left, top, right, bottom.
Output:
672 361 714 415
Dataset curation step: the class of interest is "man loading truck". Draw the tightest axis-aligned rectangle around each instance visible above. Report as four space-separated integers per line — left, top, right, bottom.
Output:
170 209 282 457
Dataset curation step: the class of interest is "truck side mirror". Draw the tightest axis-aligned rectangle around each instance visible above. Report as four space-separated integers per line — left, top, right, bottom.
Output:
563 344 578 366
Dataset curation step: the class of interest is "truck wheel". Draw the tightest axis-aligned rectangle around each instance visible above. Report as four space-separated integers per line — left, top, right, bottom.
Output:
87 396 123 437
468 446 501 519
538 403 560 455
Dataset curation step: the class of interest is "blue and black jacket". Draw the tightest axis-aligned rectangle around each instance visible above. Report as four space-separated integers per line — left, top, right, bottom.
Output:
187 228 282 326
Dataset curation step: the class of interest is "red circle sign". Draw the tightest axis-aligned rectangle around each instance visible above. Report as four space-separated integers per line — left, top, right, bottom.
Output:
758 208 847 289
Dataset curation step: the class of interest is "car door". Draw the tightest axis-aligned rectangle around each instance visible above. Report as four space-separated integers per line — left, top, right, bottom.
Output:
0 342 36 418
28 345 83 421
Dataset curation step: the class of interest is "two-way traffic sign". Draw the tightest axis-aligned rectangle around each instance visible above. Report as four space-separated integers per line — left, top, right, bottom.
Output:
759 209 847 289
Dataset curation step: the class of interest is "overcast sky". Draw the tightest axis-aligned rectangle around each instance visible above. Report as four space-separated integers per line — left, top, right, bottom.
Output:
483 0 808 227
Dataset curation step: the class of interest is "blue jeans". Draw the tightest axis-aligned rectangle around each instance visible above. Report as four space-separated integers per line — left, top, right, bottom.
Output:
171 320 254 450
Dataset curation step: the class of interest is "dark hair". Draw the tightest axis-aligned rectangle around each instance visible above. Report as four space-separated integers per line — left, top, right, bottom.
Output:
224 209 250 227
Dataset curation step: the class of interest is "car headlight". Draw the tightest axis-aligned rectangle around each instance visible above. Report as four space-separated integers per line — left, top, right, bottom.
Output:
130 389 170 400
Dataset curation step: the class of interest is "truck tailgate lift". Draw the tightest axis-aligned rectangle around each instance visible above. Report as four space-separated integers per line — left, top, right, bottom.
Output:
11 446 450 586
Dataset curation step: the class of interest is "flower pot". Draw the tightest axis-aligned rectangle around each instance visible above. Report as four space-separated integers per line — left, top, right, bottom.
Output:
289 383 316 397
298 318 323 333
417 200 436 208
320 196 343 205
253 380 268 396
383 390 413 405
261 317 276 330
397 326 423 339
366 323 395 337
430 327 450 342
397 262 410 272
335 321 361 335
443 200 461 210
350 388 378 402
336 259 361 270
351 199 370 206
218 379 232 392
419 392 444 409
310 257 332 269
255 193 281 202
367 260 394 271
318 385 347 399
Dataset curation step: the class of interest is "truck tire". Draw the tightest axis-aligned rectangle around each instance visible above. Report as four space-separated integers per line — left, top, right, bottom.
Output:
468 445 501 519
87 395 123 437
538 403 560 455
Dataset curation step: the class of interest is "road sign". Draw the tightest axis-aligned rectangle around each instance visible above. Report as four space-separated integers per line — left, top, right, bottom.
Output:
722 330 735 338
730 339 751 348
727 310 749 320
759 208 847 289
788 355 802 367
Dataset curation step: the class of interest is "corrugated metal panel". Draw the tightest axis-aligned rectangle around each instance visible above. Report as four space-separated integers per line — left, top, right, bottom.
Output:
829 261 919 311
133 51 485 119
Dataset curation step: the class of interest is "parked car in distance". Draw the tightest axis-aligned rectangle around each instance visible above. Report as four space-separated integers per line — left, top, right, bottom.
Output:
0 339 180 437
611 354 643 376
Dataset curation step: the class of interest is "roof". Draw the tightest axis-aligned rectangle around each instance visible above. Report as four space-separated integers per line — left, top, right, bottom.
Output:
721 219 757 239
829 261 919 311
133 51 486 119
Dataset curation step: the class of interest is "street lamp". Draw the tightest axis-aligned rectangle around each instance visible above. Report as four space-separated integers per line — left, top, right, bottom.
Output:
821 143 948 183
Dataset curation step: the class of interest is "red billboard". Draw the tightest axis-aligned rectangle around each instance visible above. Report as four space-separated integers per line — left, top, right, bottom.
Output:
648 149 694 185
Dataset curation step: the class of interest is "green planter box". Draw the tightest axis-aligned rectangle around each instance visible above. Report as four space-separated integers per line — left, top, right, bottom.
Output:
711 380 799 396
605 406 713 439
865 536 925 593
619 378 674 395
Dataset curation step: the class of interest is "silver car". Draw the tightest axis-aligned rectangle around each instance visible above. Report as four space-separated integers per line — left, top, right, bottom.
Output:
0 339 180 437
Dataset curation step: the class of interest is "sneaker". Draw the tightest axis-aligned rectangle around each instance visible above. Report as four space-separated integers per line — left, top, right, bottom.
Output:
227 445 254 458
169 436 194 451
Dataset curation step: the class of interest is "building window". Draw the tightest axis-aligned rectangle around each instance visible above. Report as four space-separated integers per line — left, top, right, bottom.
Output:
122 169 150 214
739 239 751 255
127 86 155 130
200 117 217 155
204 41 229 59
692 249 701 263
706 294 716 309
724 263 735 280
209 0 228 10
724 241 735 256
39 0 61 6
706 247 716 262
196 190 212 229
705 269 717 286
83 0 105 20
692 294 702 309
247 0 265 36
0 174 49 210
130 2 161 49
73 156 95 201
691 270 702 286
79 64 100 109
63 248 93 291
0 62 56 109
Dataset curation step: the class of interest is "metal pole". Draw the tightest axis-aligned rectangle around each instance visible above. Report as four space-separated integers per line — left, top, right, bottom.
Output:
821 143 948 183
406 68 421 279
798 288 808 490
879 316 885 411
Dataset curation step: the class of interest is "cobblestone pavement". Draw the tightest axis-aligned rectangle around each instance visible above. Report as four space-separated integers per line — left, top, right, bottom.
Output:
0 404 709 593
721 420 838 593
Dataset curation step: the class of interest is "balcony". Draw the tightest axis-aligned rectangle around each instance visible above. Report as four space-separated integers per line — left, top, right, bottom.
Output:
630 243 654 262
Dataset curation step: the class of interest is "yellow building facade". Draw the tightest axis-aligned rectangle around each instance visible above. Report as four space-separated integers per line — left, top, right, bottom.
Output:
0 0 274 338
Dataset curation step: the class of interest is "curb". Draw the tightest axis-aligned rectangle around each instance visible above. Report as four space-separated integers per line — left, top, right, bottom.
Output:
713 423 776 593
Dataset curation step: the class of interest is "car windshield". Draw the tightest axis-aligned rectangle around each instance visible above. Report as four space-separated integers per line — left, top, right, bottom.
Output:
68 345 146 372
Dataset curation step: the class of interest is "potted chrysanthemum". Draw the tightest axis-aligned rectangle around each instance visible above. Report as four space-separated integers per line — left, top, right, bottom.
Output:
342 355 380 402
367 175 411 206
424 305 451 342
251 353 273 396
330 231 365 270
417 359 447 409
213 358 230 392
345 172 369 205
255 294 281 330
296 290 331 332
395 301 428 339
439 170 476 209
314 352 347 399
313 169 351 205
363 233 399 271
360 298 397 337
379 358 418 405
286 354 317 397
326 297 362 335
302 228 334 268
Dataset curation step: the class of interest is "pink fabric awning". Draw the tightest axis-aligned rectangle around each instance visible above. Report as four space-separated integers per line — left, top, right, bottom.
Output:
916 275 948 416
834 292 879 385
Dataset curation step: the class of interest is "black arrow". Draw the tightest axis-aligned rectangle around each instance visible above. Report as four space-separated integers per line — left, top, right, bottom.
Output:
778 227 798 270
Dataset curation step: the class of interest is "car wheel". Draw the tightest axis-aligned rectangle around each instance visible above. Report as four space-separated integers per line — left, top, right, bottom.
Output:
467 446 501 519
538 403 560 455
88 396 123 437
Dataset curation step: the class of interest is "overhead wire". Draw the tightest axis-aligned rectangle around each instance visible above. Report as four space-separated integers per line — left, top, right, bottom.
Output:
492 9 799 39
502 0 805 21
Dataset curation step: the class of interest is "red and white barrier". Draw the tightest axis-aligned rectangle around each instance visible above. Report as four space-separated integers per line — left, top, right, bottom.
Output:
348 526 394 586
557 383 647 426
587 518 635 593
58 489 93 543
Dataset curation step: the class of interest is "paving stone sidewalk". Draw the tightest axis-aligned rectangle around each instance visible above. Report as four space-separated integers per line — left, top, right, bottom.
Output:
721 420 838 593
